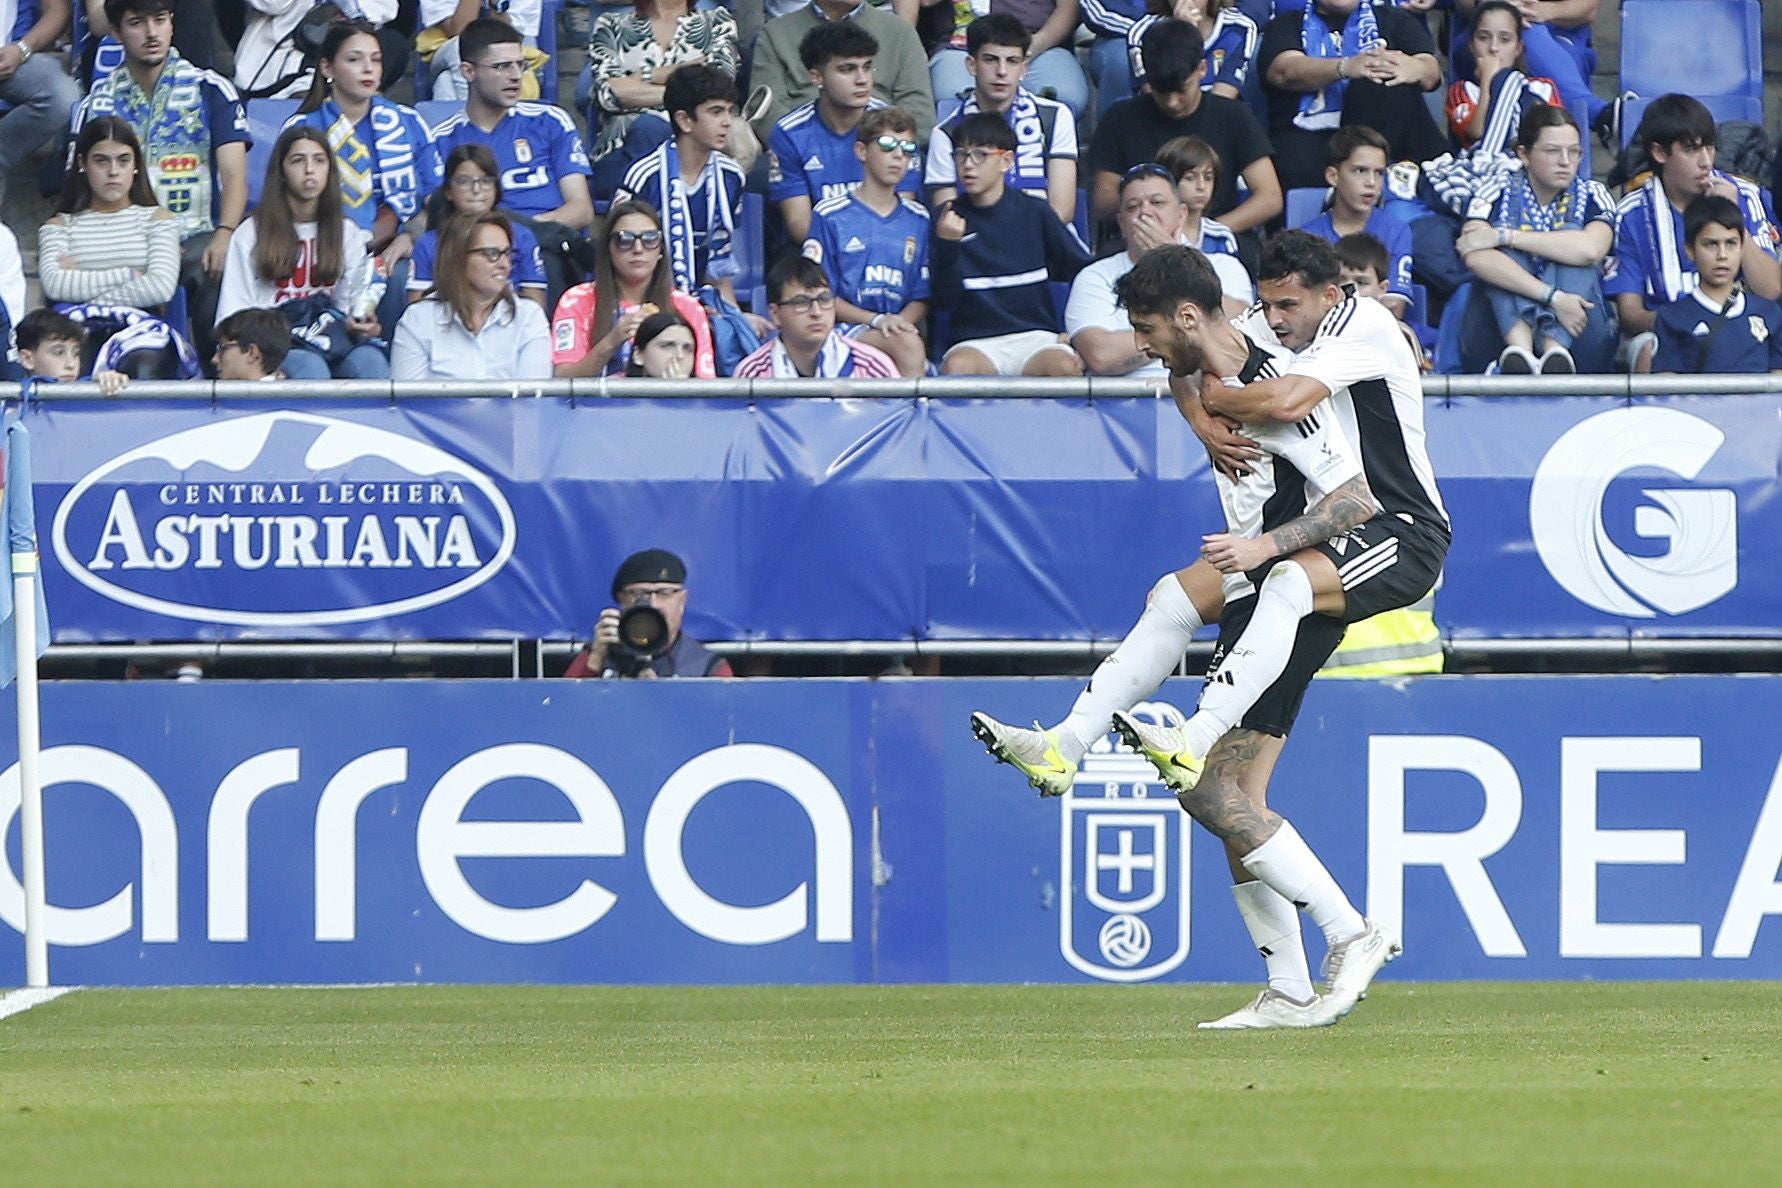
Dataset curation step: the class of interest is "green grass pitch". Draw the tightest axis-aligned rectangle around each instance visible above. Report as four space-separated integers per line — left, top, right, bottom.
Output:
3 983 1778 1184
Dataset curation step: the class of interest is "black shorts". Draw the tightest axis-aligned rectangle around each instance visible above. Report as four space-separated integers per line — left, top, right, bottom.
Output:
1205 595 1347 738
1312 515 1450 625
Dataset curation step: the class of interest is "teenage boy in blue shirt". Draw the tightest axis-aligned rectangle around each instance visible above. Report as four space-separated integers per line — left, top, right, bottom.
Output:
1653 195 1782 375
1299 125 1413 323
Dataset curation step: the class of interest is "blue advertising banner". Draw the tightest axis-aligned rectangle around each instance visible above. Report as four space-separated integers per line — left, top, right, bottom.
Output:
21 393 1782 643
4 676 1781 986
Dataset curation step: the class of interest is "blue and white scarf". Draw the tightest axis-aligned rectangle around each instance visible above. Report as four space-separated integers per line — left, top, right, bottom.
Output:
295 97 442 230
1294 0 1382 133
657 139 735 293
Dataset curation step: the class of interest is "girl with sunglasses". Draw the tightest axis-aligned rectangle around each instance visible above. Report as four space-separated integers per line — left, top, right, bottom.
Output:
551 199 716 378
408 144 550 308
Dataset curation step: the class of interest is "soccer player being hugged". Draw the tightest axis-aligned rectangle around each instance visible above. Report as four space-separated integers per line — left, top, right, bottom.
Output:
932 112 1090 378
769 21 919 244
802 107 931 378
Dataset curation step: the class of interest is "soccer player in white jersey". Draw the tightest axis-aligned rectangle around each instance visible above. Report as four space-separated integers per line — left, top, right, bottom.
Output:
972 245 1385 1027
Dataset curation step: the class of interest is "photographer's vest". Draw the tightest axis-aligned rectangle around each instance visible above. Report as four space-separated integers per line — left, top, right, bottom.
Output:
645 633 725 679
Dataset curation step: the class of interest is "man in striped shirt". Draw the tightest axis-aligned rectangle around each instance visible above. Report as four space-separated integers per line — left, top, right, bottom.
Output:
733 254 897 378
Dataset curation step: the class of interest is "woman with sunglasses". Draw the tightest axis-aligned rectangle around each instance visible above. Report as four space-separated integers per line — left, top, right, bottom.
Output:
551 199 715 378
408 145 550 308
392 211 552 380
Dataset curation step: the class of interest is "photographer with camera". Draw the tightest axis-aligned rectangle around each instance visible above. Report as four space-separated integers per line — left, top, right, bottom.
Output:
563 549 733 679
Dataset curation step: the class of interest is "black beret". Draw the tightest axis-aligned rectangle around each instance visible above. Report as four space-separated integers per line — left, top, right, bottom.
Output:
611 548 687 598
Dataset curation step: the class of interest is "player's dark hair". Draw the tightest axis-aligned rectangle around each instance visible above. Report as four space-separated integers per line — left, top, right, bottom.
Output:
1140 19 1205 95
966 13 1032 57
1155 135 1220 193
952 111 1017 153
1113 244 1224 319
665 64 740 123
1684 194 1746 246
1334 232 1389 282
214 309 293 372
1328 124 1390 167
15 309 85 353
798 20 879 73
1516 103 1579 151
1471 1 1524 35
1638 93 1718 156
461 16 523 63
767 253 832 305
1259 230 1343 291
103 0 174 26
858 106 917 142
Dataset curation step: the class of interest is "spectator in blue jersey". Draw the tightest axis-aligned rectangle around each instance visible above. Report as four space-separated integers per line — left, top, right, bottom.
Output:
1654 196 1782 377
925 14 1078 227
1606 95 1782 374
803 106 931 377
1297 126 1411 322
1444 2 1559 160
422 0 548 102
1153 137 1245 278
409 144 549 309
290 21 443 336
1257 0 1445 192
931 0 1087 121
733 253 899 378
934 112 1090 377
1456 105 1613 375
393 210 552 380
73 0 252 357
0 0 80 204
616 65 760 328
1086 20 1278 238
1083 0 1267 121
432 18 595 310
771 21 919 244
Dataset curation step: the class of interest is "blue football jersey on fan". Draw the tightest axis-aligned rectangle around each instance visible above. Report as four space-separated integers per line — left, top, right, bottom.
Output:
430 103 592 218
768 101 921 207
804 193 932 316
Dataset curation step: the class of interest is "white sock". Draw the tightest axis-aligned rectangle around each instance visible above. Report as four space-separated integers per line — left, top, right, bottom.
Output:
1232 881 1314 1002
1052 574 1203 761
1182 560 1315 759
1240 820 1365 945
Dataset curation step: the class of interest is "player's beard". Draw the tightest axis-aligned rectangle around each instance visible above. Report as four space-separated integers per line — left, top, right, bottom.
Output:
1162 328 1205 377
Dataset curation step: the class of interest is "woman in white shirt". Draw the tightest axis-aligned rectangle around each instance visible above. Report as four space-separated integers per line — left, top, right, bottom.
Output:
216 126 389 379
392 211 552 381
39 117 180 311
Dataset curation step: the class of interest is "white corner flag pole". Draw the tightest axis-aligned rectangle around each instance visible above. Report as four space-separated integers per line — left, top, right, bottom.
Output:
14 544 47 987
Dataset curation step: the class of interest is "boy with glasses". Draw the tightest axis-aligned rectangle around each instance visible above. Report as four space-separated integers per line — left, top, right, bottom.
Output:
733 254 898 378
210 308 290 381
925 15 1078 226
803 107 931 377
770 21 920 244
934 112 1090 377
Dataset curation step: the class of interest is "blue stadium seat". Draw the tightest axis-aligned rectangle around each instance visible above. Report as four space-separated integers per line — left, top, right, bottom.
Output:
244 99 302 209
536 0 562 105
1621 93 1765 148
1285 186 1326 229
735 191 767 312
1620 0 1762 105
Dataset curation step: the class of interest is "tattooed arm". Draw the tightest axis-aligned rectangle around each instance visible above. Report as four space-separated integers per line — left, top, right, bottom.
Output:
1200 474 1381 574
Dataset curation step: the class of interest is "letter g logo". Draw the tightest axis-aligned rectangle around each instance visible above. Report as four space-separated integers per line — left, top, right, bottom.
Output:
1530 408 1737 617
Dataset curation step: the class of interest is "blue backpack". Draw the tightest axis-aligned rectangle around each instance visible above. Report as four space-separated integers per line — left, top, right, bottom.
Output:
696 285 761 377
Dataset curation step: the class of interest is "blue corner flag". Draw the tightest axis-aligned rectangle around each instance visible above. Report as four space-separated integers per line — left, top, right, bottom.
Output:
0 417 51 688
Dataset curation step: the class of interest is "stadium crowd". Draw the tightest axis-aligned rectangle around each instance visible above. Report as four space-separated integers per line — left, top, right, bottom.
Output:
0 0 1777 391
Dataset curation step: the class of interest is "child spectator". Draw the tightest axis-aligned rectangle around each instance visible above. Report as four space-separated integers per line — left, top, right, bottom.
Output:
1334 231 1425 369
1456 105 1613 375
1653 195 1782 376
623 311 698 379
925 14 1078 225
803 107 931 378
1445 1 1558 159
933 112 1090 377
1086 20 1278 236
411 145 549 309
1153 135 1243 267
15 308 129 394
769 21 916 243
0 0 80 204
1299 126 1412 320
217 126 388 379
552 199 716 379
616 65 753 321
1450 0 1626 150
732 254 898 379
39 116 180 311
211 307 291 380
1607 94 1782 373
